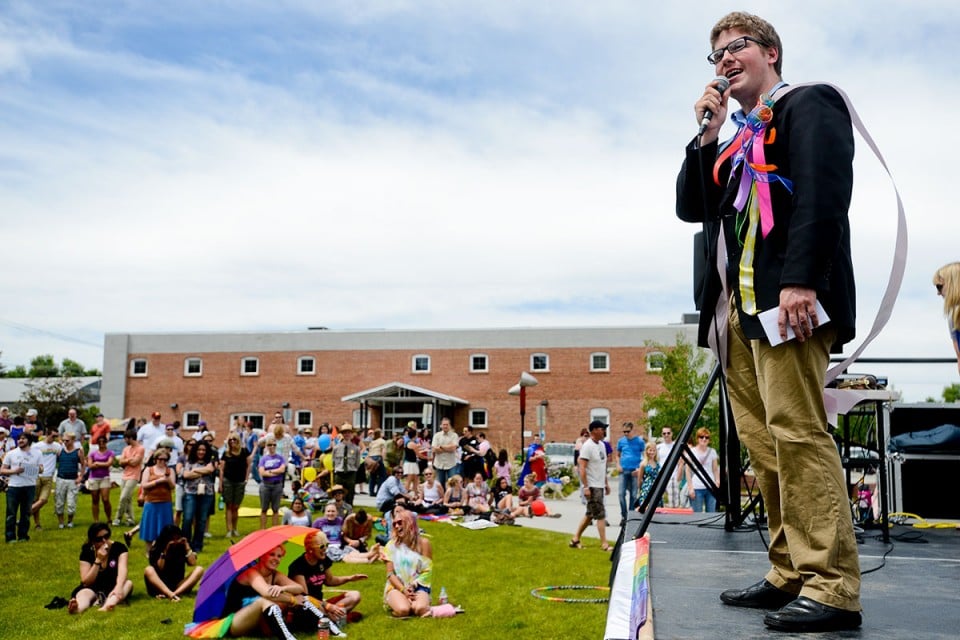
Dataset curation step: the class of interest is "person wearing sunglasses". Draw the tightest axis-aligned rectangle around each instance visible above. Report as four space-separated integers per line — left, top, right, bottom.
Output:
382 507 432 618
677 10 861 633
68 523 133 614
933 262 960 375
288 530 366 630
686 429 720 513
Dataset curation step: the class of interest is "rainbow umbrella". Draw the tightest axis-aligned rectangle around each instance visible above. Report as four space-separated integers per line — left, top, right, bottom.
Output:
192 525 314 624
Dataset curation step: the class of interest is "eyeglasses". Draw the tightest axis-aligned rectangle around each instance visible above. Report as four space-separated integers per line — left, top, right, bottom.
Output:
698 435 710 440
266 443 277 447
662 431 672 436
707 35 768 65
314 543 328 550
936 283 944 293
156 456 170 461
94 533 110 542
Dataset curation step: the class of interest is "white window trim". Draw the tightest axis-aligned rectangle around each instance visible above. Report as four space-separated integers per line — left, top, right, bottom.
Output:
129 358 148 377
297 355 316 376
469 409 488 428
590 352 610 372
646 351 666 372
296 410 313 428
530 352 550 372
184 357 203 377
412 354 431 374
470 353 489 373
241 357 260 376
183 411 201 429
590 408 611 439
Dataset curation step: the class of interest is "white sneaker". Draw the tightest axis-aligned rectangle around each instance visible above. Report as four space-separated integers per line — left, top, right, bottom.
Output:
111 520 120 526
58 524 65 530
203 532 212 538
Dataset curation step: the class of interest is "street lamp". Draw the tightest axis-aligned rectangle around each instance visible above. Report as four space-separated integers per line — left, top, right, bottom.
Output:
508 371 539 462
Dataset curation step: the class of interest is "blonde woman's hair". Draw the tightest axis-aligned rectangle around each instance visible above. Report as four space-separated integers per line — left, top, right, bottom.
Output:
934 262 960 329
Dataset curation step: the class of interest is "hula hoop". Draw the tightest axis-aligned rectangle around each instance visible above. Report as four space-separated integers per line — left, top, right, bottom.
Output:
530 585 610 604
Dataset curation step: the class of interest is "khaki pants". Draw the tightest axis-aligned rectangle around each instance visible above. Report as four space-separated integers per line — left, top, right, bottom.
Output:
117 478 139 524
54 477 79 517
726 306 861 611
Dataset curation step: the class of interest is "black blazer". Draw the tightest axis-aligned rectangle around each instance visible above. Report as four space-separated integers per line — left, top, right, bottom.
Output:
676 84 856 352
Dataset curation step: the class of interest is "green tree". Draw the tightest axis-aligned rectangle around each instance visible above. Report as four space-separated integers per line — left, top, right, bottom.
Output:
6 364 28 378
14 377 95 428
942 383 960 403
28 354 60 378
61 358 86 378
640 333 719 443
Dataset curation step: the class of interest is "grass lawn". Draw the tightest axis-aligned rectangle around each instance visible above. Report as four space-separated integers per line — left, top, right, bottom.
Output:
1 491 613 639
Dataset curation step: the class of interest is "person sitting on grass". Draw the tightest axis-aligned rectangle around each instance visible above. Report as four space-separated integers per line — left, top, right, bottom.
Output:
492 476 514 512
328 484 352 519
465 472 491 514
220 545 327 638
144 524 204 601
69 523 134 614
288 530 367 629
342 509 374 553
510 473 561 518
312 502 381 564
414 468 448 515
442 474 468 514
282 496 313 527
383 506 433 618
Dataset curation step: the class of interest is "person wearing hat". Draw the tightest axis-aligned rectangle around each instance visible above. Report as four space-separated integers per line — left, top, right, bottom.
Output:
23 408 42 439
191 420 211 442
569 420 611 551
332 424 361 506
137 412 166 459
327 484 352 519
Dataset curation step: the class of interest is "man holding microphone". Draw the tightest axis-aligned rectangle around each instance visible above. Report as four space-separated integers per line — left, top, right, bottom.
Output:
676 11 861 633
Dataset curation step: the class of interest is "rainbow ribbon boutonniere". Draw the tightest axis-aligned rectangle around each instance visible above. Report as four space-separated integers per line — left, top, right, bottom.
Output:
712 93 794 314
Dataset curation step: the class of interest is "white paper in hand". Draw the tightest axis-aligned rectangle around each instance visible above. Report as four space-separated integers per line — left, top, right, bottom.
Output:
759 300 830 346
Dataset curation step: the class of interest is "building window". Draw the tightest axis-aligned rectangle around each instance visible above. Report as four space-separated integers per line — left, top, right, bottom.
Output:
470 354 489 373
296 410 312 428
590 352 609 372
530 353 549 372
298 356 316 376
646 351 666 372
183 412 201 428
232 413 264 431
184 357 203 377
352 409 370 430
412 354 431 373
241 357 260 376
590 408 611 436
129 359 148 377
470 409 488 428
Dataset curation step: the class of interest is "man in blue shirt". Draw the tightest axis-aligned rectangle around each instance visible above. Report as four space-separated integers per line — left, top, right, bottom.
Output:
615 422 644 525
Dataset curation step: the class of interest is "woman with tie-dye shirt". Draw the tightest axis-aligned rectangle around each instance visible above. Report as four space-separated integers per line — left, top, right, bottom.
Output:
382 507 432 617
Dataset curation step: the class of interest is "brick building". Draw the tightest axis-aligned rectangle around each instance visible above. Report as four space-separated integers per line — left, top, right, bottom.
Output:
100 324 697 452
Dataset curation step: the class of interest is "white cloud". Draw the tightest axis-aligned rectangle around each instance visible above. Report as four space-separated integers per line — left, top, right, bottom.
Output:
1 1 958 401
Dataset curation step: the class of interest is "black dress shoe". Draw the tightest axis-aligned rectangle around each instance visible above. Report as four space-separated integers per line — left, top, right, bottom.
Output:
720 579 796 609
764 596 862 632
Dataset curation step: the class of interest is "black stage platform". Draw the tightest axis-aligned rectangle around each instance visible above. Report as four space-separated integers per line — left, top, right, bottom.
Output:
636 513 960 639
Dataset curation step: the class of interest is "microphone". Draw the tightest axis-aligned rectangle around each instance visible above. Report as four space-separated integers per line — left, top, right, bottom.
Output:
698 76 731 135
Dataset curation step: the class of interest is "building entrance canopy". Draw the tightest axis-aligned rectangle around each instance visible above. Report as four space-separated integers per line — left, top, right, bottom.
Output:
341 382 468 436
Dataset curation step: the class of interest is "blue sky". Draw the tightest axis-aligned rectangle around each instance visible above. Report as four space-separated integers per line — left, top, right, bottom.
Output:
2 1 959 401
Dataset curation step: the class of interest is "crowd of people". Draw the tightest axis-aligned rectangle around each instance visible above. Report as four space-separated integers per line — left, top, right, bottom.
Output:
3 400 732 636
